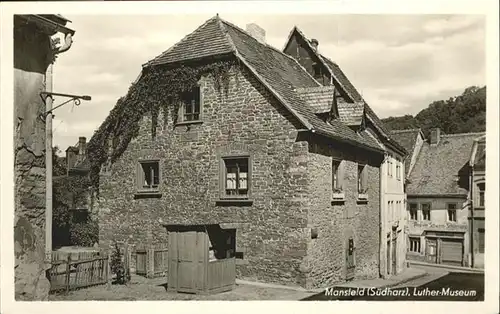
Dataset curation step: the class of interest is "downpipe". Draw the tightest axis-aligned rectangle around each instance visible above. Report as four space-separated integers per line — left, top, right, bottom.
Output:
45 31 74 261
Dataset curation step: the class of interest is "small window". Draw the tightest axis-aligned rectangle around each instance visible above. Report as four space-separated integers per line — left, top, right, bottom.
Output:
180 86 201 122
409 237 421 253
396 161 401 180
387 159 392 177
409 203 418 220
138 160 160 191
223 157 249 198
357 164 367 194
478 183 485 207
421 203 431 221
332 159 343 192
447 203 457 222
312 63 322 79
332 160 340 190
348 238 354 256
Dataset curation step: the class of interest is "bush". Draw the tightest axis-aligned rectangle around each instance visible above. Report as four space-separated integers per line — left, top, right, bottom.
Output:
110 241 130 284
69 220 99 247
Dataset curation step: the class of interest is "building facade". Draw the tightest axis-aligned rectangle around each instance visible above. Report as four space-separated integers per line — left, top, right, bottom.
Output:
392 128 485 267
90 16 394 289
14 14 74 300
468 134 485 268
282 27 408 278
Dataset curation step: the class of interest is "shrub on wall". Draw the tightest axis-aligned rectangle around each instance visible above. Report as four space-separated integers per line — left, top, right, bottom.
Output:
69 220 99 247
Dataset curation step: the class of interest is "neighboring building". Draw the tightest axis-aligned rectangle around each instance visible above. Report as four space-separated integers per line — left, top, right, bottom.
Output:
14 14 74 300
92 16 393 289
393 128 485 267
282 27 408 278
65 136 90 176
390 129 425 180
467 134 485 268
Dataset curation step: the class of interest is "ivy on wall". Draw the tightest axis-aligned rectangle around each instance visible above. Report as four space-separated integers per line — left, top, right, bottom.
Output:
85 58 237 194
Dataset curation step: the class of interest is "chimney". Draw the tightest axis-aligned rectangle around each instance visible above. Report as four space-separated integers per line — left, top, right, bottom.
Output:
310 38 319 51
78 136 87 155
430 128 441 145
246 23 266 44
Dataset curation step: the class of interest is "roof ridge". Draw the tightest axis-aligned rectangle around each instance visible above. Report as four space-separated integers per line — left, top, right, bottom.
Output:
144 15 219 67
391 128 421 133
296 85 335 92
441 131 486 138
221 20 321 87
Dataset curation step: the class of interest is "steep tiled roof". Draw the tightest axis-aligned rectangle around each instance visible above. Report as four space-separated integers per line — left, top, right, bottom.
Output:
391 128 422 174
143 16 383 152
407 132 485 195
283 27 404 154
146 17 235 66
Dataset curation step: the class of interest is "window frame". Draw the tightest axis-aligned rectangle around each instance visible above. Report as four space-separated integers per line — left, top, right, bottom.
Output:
357 164 368 194
387 158 393 177
220 155 252 200
409 203 418 221
446 203 457 222
332 159 341 191
137 159 161 193
421 203 431 221
409 237 421 253
477 183 485 208
177 84 203 125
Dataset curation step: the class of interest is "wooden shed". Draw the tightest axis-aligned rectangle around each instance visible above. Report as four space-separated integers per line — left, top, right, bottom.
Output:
165 224 236 294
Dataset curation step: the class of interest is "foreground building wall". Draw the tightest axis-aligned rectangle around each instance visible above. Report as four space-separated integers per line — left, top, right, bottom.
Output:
14 17 51 301
96 65 312 287
305 136 381 289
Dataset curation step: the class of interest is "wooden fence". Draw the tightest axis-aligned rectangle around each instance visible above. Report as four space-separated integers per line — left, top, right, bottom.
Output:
48 254 110 293
135 246 168 278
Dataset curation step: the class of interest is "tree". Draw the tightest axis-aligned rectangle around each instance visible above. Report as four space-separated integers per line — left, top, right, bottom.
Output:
382 86 486 136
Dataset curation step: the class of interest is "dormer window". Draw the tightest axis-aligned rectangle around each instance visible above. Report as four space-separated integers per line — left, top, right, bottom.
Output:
312 63 322 79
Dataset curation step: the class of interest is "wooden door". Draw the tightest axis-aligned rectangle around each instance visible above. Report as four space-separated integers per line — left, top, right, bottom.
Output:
426 239 437 263
168 230 207 294
345 238 355 281
392 238 397 274
478 228 485 253
386 239 391 275
441 239 463 266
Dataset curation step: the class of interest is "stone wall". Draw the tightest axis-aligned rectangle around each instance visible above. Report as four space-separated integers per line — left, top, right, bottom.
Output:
14 21 53 300
96 63 312 287
303 136 382 289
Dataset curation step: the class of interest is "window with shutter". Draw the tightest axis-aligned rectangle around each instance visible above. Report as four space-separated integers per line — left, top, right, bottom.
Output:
422 203 431 221
221 157 250 199
332 159 342 192
409 203 418 220
137 160 160 192
357 164 367 194
177 85 202 124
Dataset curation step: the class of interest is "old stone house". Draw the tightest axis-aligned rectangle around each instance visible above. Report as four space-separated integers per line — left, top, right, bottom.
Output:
14 14 75 300
282 27 408 278
392 128 485 267
90 16 404 289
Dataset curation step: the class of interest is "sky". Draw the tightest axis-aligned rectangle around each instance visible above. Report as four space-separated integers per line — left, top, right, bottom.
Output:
51 14 486 153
